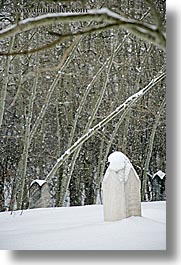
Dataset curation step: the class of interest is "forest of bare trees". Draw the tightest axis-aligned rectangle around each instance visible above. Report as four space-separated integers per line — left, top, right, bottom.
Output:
0 0 166 211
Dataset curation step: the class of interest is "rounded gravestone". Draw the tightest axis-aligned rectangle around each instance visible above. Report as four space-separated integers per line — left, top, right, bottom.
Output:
102 151 141 221
108 151 129 171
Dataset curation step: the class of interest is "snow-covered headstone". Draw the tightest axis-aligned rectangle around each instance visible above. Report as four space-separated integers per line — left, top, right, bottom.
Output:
29 179 51 209
153 170 166 180
102 151 141 221
152 170 166 201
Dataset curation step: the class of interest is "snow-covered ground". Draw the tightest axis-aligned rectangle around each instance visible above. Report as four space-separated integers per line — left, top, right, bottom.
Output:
0 201 166 250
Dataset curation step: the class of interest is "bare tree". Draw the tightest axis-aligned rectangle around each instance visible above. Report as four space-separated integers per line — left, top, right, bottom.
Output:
0 0 166 210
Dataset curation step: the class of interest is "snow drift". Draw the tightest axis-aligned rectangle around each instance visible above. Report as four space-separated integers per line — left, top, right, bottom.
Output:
0 201 166 250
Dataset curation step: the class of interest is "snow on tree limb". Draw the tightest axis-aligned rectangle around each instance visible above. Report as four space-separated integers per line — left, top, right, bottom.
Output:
45 71 166 182
0 8 166 52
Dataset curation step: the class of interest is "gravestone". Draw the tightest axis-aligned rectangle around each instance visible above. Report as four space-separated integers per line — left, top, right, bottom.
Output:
29 179 51 209
102 151 141 221
152 170 166 201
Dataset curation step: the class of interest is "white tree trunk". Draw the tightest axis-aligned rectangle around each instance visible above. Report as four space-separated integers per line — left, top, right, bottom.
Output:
0 36 15 128
16 53 39 209
59 43 116 205
29 37 81 142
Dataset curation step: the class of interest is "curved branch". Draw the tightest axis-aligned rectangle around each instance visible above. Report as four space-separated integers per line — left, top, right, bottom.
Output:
0 22 115 56
0 34 69 56
0 8 166 51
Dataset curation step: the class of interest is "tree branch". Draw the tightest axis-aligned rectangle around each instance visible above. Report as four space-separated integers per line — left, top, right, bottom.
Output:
0 8 166 51
45 71 166 182
0 34 70 56
0 22 116 56
145 0 164 32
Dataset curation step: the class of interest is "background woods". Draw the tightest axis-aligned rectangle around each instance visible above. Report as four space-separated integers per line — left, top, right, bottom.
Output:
0 0 166 211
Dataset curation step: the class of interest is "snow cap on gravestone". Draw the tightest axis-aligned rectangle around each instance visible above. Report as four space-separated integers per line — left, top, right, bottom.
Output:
108 151 130 172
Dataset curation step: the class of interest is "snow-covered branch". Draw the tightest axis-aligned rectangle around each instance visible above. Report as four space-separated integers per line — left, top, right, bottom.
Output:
0 8 166 51
45 71 166 182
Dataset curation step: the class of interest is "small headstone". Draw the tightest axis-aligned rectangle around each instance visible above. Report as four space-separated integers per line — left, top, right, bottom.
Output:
29 179 51 209
102 151 141 221
152 170 166 201
153 170 166 180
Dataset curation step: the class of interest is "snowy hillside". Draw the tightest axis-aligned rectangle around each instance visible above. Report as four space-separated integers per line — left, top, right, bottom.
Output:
0 201 166 250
